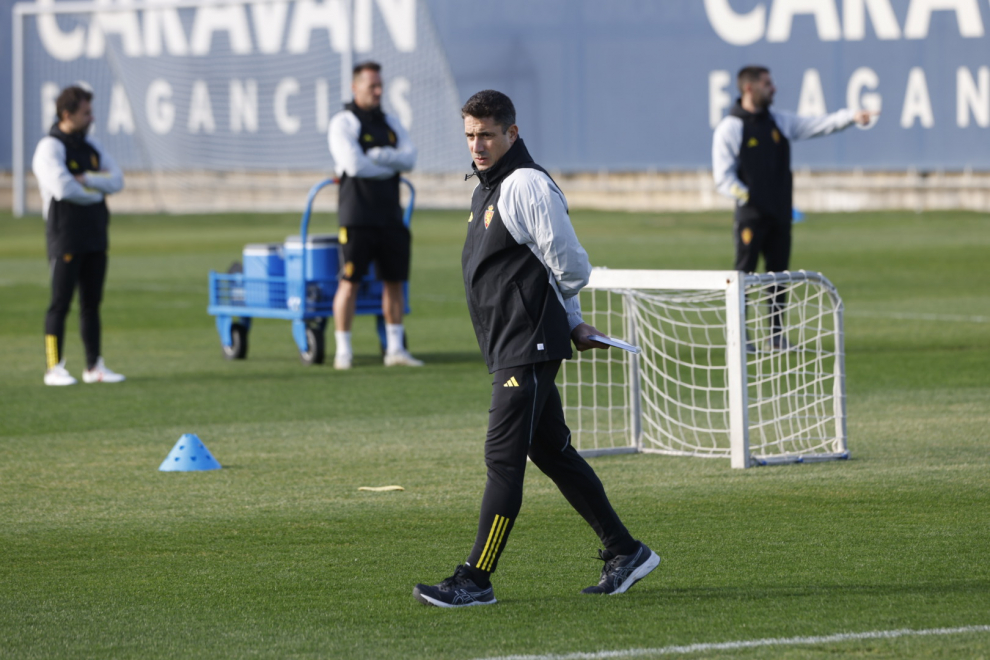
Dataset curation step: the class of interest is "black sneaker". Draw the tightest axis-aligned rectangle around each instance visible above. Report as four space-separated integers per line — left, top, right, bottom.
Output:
581 542 661 595
413 565 497 608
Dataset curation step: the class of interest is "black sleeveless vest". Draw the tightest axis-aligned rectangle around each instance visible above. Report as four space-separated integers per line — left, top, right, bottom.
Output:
46 124 109 257
462 139 573 373
730 101 792 224
337 102 403 228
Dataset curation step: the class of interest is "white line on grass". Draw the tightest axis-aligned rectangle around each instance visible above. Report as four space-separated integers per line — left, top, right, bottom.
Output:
847 311 989 323
472 625 990 660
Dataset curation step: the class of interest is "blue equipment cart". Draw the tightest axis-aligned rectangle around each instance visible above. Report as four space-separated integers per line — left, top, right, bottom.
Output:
208 177 414 365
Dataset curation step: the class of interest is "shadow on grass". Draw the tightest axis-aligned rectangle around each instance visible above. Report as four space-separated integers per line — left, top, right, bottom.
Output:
398 351 486 366
541 580 990 606
117 352 485 384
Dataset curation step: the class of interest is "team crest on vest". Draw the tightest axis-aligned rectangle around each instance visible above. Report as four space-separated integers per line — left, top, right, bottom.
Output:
90 154 99 168
772 129 781 144
484 205 495 228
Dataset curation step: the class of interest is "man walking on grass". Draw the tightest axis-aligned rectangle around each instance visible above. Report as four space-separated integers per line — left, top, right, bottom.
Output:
412 90 659 608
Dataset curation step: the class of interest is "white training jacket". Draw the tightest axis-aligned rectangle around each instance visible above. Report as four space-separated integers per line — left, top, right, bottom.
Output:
495 168 590 330
712 108 857 204
31 134 124 218
327 109 417 179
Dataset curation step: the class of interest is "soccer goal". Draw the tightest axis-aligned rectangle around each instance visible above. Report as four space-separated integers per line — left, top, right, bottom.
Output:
559 269 848 469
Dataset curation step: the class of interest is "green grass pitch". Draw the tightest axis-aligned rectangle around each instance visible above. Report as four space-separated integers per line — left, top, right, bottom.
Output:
1 207 988 659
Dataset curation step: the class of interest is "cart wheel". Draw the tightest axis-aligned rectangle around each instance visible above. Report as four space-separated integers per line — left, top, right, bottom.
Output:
300 325 325 365
223 323 248 360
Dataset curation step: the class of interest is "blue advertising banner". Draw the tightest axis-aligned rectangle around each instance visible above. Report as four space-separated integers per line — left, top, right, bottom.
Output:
428 0 990 171
5 0 990 172
11 0 465 174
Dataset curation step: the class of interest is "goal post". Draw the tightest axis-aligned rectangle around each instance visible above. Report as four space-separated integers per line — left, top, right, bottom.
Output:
559 269 849 468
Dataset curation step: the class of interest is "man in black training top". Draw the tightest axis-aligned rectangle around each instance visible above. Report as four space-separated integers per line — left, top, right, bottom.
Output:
33 85 125 386
712 65 875 347
412 90 660 608
328 61 420 369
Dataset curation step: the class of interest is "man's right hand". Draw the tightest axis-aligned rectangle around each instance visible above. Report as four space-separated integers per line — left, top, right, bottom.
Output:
729 183 749 206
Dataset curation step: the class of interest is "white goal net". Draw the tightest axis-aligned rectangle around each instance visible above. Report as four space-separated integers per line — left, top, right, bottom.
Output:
560 269 848 469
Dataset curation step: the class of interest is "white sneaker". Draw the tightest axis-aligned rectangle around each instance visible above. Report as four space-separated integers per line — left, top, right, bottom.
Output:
44 361 77 386
384 350 424 367
334 353 353 370
82 358 126 383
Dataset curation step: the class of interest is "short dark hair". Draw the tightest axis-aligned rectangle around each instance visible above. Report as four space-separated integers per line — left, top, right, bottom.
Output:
737 66 770 94
461 90 516 133
56 85 93 120
352 61 381 78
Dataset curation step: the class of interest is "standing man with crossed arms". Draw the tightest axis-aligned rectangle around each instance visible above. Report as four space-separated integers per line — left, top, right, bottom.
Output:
328 61 421 370
33 85 125 386
712 65 876 347
412 90 659 608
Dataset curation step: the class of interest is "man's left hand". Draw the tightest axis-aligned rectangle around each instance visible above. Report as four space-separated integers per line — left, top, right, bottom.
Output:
571 323 611 352
853 109 879 126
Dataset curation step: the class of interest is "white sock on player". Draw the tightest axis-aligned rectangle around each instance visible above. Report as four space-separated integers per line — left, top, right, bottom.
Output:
385 323 404 355
335 331 352 357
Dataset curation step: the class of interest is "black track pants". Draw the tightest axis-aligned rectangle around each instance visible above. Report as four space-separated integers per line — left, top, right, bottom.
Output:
466 360 636 575
45 250 107 370
734 214 791 333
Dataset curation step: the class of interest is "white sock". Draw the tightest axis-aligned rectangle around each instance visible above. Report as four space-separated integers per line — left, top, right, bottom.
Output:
385 323 404 355
334 331 352 357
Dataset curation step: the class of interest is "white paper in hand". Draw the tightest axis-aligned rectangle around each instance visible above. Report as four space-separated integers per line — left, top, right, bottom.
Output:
587 335 642 354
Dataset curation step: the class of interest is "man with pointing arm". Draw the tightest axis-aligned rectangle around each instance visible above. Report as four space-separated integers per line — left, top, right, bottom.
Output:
712 65 877 347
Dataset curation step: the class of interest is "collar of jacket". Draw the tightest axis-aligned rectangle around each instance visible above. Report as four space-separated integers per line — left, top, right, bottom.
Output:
345 101 386 124
49 122 88 147
729 99 770 122
464 138 534 189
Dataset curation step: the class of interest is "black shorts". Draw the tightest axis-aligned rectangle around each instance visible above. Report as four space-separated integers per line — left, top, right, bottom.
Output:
733 209 792 273
338 225 411 282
